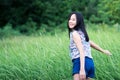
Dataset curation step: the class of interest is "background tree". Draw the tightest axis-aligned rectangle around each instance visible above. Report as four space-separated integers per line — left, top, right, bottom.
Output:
0 0 120 35
97 0 120 24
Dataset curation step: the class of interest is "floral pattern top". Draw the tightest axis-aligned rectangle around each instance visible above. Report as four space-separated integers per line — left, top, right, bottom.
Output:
69 30 92 60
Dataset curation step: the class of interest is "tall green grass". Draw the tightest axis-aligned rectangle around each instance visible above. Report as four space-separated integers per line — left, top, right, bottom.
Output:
0 25 120 80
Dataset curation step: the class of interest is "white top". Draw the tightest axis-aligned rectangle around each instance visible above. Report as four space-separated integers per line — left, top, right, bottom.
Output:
69 30 92 60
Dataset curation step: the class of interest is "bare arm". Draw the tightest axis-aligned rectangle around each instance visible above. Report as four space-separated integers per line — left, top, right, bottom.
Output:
90 40 111 55
72 31 86 79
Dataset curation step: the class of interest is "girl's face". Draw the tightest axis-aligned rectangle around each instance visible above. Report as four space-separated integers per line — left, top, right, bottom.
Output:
68 14 77 29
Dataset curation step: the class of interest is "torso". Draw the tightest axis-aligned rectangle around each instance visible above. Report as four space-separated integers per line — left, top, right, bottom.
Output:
69 30 92 60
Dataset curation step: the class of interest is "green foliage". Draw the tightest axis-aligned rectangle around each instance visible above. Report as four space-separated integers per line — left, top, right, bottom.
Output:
68 0 98 19
0 26 120 80
0 0 33 26
0 0 120 36
0 24 20 38
97 0 120 24
32 0 70 25
36 21 67 36
16 18 37 35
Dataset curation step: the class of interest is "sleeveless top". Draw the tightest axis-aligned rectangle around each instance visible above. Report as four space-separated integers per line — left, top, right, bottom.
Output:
69 30 92 60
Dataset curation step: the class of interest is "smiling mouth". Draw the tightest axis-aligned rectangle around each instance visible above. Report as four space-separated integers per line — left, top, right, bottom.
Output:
69 24 74 26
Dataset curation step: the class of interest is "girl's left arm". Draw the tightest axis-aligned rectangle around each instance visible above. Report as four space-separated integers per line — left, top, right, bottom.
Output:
90 40 112 56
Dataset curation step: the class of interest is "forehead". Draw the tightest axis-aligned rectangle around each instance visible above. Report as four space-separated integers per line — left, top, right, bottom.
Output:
70 14 76 18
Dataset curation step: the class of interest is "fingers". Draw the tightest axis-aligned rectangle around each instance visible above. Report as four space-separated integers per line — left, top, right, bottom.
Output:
106 50 112 56
79 70 86 80
104 50 112 56
80 74 86 80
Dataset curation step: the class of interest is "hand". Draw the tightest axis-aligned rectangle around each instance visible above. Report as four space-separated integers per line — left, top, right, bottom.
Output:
103 50 112 56
79 70 86 80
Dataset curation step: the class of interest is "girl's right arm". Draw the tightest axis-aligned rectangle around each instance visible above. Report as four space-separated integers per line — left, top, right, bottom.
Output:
72 31 86 79
90 40 111 56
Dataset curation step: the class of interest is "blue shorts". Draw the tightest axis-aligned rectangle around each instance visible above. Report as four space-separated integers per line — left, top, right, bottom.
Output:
72 57 95 78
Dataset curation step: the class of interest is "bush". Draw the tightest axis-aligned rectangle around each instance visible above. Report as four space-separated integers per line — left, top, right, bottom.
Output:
16 18 37 35
0 23 20 39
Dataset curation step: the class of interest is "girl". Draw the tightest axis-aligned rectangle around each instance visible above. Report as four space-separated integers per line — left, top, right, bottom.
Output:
68 12 111 80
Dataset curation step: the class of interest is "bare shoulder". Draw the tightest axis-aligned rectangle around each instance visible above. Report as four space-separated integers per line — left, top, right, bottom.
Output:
72 30 81 41
72 30 79 37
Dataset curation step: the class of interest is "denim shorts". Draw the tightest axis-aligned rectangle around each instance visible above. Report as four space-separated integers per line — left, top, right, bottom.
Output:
72 57 95 78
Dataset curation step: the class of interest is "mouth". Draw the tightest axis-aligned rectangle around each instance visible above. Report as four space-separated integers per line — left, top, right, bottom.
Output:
69 23 74 27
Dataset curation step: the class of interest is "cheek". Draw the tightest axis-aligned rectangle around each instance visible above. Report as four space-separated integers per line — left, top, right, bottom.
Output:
68 21 71 26
75 20 77 24
73 21 77 26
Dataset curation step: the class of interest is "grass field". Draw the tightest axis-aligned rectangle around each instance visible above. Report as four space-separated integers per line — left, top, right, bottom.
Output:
0 25 120 80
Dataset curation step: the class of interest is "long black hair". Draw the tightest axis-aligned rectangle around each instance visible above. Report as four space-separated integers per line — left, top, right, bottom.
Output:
67 12 89 42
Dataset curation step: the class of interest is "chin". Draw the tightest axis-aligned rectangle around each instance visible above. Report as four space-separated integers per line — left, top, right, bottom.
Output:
70 26 74 29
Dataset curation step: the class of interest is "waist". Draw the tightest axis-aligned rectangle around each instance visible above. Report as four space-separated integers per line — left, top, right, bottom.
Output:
72 56 93 62
70 51 92 59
